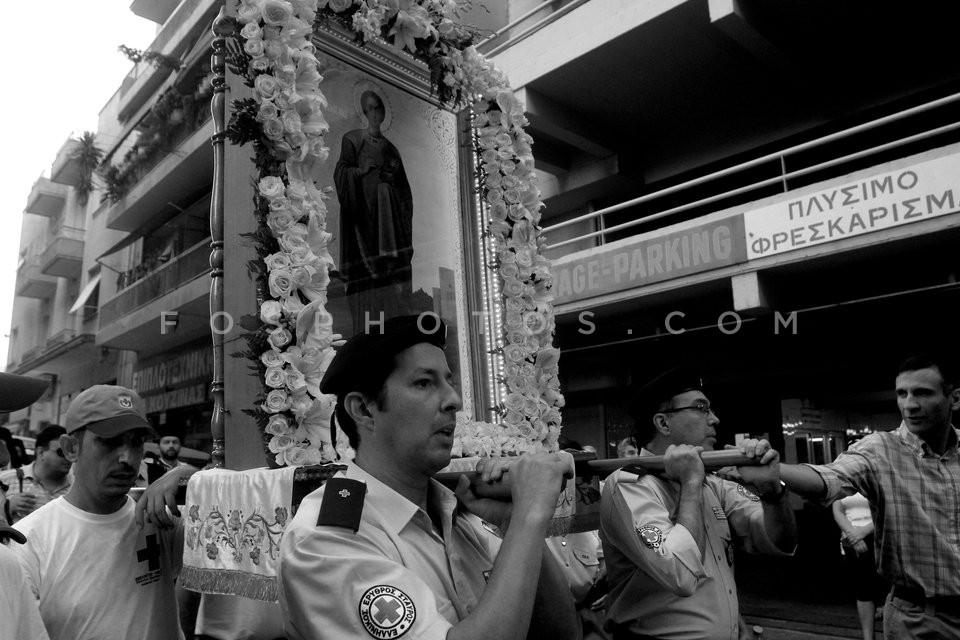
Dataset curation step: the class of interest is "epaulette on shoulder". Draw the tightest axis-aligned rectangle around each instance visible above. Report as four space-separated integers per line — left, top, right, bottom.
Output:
316 477 366 532
620 465 650 480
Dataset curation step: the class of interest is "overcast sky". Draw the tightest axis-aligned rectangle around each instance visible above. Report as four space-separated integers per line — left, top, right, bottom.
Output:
0 1 158 366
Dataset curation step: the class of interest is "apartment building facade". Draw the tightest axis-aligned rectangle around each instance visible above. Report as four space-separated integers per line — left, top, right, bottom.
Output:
486 0 960 464
4 0 221 449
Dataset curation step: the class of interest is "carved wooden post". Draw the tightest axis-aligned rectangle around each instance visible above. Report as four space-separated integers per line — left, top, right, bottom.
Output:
208 8 231 468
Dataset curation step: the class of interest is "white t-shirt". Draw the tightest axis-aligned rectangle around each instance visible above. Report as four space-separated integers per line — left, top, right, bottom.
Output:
12 496 182 640
0 543 48 640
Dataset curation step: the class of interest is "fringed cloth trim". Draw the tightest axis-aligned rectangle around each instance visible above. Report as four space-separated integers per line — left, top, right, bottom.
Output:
179 566 278 602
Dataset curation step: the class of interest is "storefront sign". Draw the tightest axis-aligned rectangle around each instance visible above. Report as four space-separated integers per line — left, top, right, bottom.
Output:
142 383 210 414
132 345 213 413
552 216 746 304
744 151 960 259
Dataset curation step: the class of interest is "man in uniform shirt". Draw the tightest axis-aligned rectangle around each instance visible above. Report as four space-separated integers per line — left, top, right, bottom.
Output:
278 314 580 640
600 368 797 640
1 425 72 525
778 354 960 638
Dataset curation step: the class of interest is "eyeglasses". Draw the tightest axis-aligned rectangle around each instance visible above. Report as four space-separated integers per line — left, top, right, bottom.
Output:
44 447 66 458
661 402 717 418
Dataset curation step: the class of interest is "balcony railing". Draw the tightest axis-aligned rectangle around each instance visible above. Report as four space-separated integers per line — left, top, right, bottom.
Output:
99 239 211 328
118 0 220 121
542 91 960 259
46 328 77 349
40 225 85 279
100 84 213 204
479 0 587 56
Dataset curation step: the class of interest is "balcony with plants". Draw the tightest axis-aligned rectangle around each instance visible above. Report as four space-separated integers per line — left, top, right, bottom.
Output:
99 53 216 233
117 0 221 122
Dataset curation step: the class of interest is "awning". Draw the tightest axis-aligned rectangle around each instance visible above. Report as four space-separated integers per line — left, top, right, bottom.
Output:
68 273 101 314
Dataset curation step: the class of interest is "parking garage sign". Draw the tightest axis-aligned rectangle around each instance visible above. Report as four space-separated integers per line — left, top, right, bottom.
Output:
744 151 960 259
552 216 746 304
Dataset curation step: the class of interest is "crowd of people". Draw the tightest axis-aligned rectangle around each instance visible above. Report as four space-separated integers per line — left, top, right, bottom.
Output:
1 319 959 640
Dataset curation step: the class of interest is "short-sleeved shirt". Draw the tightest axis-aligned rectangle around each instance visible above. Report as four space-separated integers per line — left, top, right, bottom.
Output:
601 454 790 640
545 530 603 605
279 462 501 640
13 496 182 640
807 422 960 597
0 463 73 525
0 542 48 640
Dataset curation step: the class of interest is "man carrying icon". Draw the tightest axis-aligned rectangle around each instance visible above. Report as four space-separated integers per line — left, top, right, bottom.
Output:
600 367 797 640
278 314 580 640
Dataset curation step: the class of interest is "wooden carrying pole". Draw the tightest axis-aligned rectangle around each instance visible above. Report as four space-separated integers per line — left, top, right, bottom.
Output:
434 450 758 498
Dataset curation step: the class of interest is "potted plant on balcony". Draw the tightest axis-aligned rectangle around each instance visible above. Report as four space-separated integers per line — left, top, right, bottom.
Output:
71 131 102 207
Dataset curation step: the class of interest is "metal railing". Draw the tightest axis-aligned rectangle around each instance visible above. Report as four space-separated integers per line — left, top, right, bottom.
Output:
543 91 960 254
479 0 586 57
100 238 212 326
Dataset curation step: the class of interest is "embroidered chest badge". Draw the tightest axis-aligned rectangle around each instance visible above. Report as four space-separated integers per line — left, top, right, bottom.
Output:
636 524 663 549
737 484 760 502
359 585 416 638
712 506 727 520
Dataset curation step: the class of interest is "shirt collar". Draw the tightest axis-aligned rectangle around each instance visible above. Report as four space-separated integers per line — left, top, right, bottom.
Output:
896 421 960 458
343 462 457 535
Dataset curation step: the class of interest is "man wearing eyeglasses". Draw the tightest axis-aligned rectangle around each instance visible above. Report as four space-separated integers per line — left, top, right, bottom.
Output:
0 425 72 525
600 367 797 640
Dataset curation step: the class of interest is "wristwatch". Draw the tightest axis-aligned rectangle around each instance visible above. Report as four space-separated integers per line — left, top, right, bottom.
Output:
759 480 788 504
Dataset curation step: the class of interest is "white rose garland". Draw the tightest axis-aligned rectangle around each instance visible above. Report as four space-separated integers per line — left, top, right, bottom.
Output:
232 0 565 465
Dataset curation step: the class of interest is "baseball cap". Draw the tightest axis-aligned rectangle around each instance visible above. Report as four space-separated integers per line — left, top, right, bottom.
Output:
629 366 704 420
320 314 447 396
65 385 157 438
0 372 50 412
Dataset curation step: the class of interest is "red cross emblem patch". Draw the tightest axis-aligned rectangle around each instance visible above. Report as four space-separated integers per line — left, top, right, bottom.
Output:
358 585 416 638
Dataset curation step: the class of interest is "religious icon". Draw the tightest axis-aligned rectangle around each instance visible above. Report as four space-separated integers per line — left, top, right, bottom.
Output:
334 86 414 332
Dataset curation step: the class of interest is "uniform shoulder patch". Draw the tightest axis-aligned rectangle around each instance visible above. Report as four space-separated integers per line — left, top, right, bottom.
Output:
636 524 663 549
317 477 366 531
737 484 760 502
359 585 416 638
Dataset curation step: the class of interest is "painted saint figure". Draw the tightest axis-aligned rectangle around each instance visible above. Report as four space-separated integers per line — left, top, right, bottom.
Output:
334 90 414 330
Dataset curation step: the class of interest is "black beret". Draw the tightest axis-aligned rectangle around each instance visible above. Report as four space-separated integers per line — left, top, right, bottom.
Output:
628 366 704 420
320 314 447 396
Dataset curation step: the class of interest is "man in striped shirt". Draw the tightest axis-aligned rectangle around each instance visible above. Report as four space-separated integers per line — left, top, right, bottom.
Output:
776 354 960 638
